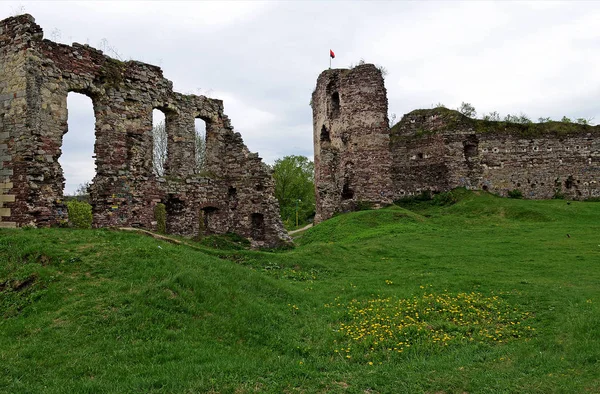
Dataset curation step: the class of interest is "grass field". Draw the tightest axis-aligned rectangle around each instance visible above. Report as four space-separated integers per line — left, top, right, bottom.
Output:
1 190 599 393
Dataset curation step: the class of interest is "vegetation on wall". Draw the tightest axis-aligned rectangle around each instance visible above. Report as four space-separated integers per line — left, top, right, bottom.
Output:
154 203 166 234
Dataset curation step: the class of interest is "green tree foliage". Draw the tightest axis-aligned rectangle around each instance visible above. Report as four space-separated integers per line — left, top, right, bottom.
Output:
458 102 476 118
271 155 315 227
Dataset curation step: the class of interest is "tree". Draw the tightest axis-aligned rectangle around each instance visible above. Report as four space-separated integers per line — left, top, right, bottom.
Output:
152 120 206 176
75 181 90 198
152 120 168 176
458 102 476 118
195 127 206 173
271 155 315 227
64 181 91 202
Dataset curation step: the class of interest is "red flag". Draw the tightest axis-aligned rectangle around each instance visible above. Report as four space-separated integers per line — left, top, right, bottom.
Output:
330 49 335 59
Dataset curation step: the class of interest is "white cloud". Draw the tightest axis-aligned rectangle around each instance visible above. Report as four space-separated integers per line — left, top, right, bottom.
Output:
2 0 600 192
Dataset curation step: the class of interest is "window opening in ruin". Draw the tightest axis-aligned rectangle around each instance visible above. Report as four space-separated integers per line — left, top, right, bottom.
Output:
228 186 237 198
320 125 330 142
341 180 354 200
565 176 574 189
194 118 207 173
201 206 218 234
331 92 340 119
464 143 478 158
417 152 424 159
60 92 96 198
251 213 266 241
152 109 167 176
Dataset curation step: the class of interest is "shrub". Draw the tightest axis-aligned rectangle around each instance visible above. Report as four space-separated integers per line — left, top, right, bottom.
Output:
355 200 374 211
394 189 460 208
483 111 500 121
507 189 523 199
67 201 92 229
432 190 458 206
154 203 166 234
458 102 476 118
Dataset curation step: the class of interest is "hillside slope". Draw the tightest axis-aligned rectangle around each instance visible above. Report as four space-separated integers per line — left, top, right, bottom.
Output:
1 192 599 393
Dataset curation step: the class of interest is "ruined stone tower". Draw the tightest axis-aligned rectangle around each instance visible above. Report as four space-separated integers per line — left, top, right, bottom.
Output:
311 64 393 223
312 64 600 219
0 14 291 247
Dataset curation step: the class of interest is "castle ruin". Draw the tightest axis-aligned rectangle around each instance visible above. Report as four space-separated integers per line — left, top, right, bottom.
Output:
313 64 600 222
0 14 291 247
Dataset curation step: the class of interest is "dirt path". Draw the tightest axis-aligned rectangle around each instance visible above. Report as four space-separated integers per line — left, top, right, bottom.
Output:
288 223 313 235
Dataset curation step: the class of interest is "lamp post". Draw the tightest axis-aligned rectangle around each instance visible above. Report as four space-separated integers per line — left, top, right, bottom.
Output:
295 199 301 227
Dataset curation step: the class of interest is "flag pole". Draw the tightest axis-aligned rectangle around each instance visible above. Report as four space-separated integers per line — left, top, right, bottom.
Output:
329 49 335 69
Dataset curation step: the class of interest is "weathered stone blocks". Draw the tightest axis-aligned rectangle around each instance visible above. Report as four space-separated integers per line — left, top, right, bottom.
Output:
311 64 393 222
391 108 600 200
0 14 290 247
312 66 600 220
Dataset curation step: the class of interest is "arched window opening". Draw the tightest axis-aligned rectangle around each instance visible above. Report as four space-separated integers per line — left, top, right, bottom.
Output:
194 118 207 173
320 125 330 142
60 92 96 199
152 109 167 176
330 92 340 119
251 213 265 241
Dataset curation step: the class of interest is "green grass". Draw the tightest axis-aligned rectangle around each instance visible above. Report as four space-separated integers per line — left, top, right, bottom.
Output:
1 191 600 393
390 107 600 138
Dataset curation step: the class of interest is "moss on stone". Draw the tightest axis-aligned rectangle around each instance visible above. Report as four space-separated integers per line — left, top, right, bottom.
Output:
154 203 166 234
98 58 125 89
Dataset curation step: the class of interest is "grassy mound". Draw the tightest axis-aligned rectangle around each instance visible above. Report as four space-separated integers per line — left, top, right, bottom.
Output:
1 192 600 392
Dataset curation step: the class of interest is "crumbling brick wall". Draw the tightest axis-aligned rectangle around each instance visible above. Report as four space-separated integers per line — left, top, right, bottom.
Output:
311 64 393 223
0 14 290 248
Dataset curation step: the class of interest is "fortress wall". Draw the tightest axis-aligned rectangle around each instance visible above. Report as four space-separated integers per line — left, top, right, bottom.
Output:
0 14 290 247
391 109 600 199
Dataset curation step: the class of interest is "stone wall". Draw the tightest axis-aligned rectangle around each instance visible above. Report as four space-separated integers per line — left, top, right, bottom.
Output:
312 66 600 218
0 14 290 248
391 108 600 199
311 64 392 223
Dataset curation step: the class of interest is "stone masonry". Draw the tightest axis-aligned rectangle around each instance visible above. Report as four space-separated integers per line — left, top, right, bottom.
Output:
391 108 600 200
311 64 393 223
312 65 600 221
0 14 291 248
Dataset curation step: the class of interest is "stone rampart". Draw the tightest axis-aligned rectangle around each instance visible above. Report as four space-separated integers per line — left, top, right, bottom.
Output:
312 65 600 219
391 108 600 199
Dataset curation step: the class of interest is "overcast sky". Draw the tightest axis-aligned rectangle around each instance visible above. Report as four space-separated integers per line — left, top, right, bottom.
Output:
2 1 600 194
